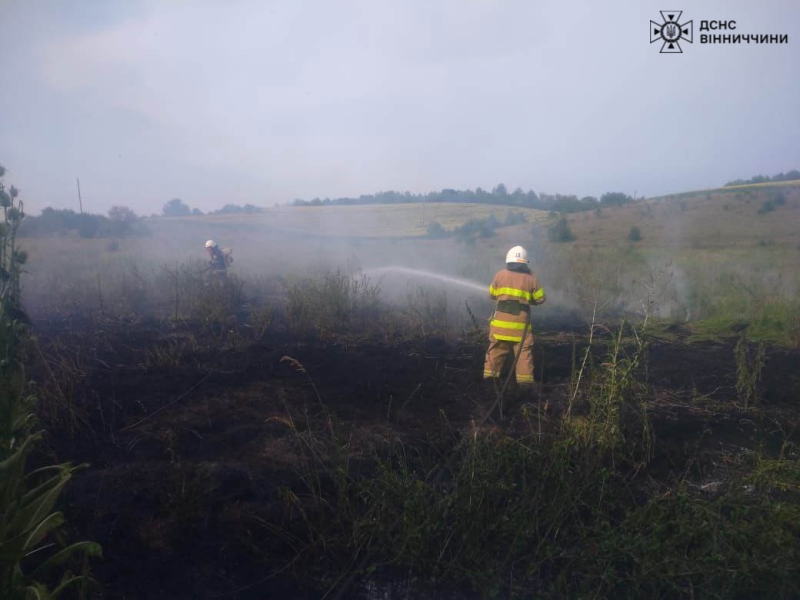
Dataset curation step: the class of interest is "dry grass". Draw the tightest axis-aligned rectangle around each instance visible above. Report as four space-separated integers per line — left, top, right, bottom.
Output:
564 182 800 248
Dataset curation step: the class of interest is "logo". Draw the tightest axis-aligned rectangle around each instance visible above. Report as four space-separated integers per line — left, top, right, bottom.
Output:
650 11 693 53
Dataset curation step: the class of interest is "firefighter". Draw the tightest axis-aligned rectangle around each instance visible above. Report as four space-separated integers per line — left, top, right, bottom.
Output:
483 246 546 386
204 239 229 281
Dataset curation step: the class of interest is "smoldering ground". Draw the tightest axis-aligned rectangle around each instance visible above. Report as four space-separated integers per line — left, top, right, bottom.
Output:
12 189 800 599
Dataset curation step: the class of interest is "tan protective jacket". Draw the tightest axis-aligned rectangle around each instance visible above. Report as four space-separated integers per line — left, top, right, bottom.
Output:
488 268 546 342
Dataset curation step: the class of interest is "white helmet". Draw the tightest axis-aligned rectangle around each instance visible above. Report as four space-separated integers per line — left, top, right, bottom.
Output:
205 240 217 248
506 246 529 264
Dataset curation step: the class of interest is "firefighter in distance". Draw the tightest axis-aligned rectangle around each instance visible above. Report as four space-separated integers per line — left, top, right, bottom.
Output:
204 240 233 281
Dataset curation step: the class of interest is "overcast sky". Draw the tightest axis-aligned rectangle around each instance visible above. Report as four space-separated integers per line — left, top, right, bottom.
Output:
1 0 798 215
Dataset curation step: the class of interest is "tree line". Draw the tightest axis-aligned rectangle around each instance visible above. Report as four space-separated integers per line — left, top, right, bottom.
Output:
160 198 264 217
18 198 267 238
19 189 637 238
724 169 800 187
290 185 637 212
18 205 150 238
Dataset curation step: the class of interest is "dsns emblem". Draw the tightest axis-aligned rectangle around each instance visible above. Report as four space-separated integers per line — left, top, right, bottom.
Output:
650 11 693 53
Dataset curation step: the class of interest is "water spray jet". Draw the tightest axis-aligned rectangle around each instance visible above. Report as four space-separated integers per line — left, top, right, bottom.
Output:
364 266 486 294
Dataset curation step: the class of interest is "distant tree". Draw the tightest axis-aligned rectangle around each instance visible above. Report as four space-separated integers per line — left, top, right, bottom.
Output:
77 214 101 239
108 205 137 223
162 198 191 217
492 183 508 197
192 208 204 216
107 205 137 237
510 187 526 206
628 226 642 242
580 196 598 204
600 192 633 206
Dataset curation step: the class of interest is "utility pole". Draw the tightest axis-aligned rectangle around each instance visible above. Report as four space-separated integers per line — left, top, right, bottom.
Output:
76 178 84 214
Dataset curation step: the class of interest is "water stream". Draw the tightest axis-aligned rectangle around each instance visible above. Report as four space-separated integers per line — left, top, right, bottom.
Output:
364 266 486 294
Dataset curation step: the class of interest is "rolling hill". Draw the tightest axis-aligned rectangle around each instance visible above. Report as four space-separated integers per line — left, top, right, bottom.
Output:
156 202 551 239
152 181 800 248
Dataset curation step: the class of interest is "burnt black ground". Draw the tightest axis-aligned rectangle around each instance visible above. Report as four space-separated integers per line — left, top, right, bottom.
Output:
27 317 800 599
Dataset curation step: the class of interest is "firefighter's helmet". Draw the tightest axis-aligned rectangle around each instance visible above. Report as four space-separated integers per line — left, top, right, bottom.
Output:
205 240 217 248
506 246 528 264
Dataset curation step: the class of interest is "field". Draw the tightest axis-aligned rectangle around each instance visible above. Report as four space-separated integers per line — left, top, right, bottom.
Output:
568 182 800 248
162 203 551 238
9 182 800 598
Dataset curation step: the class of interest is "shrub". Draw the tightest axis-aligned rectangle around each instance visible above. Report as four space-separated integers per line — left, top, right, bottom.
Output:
426 221 446 238
758 200 775 215
548 216 576 242
453 217 497 242
503 210 527 226
628 226 642 242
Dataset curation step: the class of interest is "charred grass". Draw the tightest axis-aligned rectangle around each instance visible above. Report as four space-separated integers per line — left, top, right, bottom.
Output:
21 267 800 599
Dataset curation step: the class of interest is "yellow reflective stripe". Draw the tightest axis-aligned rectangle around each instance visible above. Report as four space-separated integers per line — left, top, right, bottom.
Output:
491 287 532 301
490 319 527 330
516 374 535 383
532 287 545 301
483 370 500 378
494 334 522 342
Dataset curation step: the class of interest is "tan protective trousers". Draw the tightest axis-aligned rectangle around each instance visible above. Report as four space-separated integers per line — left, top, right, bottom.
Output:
483 330 535 384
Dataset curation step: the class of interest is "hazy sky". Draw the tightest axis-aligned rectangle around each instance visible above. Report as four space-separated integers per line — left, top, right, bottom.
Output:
1 0 798 215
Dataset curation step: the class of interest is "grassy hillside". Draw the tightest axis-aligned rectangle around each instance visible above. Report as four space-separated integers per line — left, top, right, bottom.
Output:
157 203 551 238
473 182 800 345
152 182 800 247
649 179 800 199
560 181 800 248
